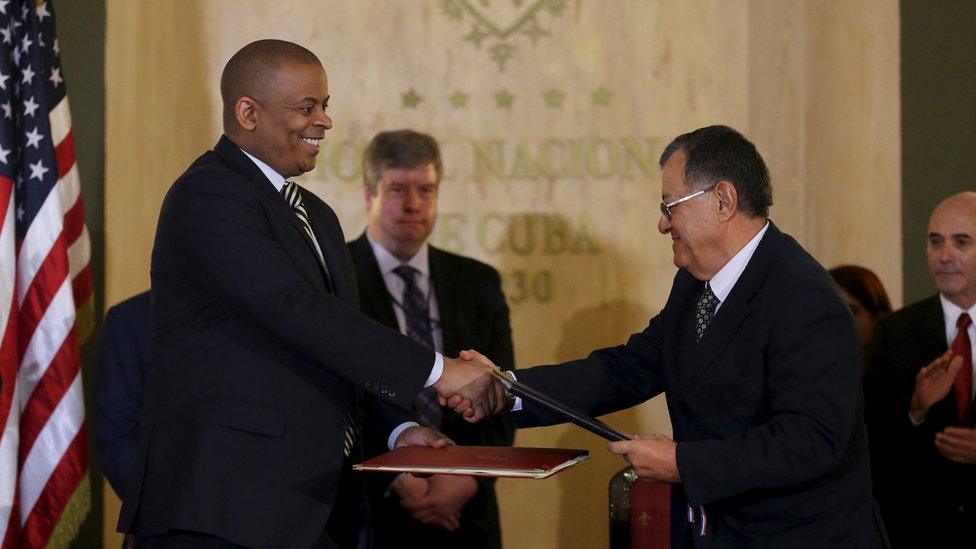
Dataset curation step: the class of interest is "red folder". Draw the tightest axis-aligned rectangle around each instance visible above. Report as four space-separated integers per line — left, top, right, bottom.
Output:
353 446 588 479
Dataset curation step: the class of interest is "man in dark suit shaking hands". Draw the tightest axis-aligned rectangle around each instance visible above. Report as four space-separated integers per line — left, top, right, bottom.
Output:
348 130 515 548
465 125 888 547
117 40 505 548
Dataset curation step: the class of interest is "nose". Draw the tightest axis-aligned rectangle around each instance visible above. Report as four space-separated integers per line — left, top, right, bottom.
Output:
404 188 421 211
939 243 956 263
658 212 671 234
314 110 333 131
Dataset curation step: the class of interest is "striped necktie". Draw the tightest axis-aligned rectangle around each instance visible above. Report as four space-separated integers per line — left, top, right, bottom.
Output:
281 181 332 284
281 182 355 454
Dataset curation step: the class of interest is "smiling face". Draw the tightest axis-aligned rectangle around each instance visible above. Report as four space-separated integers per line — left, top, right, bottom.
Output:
365 162 439 261
927 193 976 308
657 150 722 279
249 60 332 178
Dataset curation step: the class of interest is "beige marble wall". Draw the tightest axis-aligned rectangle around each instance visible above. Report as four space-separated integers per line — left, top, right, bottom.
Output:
103 1 900 547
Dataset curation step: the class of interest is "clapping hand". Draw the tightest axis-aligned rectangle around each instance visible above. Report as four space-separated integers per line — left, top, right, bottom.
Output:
909 350 964 423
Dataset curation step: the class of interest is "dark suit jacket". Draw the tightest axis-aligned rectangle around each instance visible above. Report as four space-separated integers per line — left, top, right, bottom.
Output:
117 136 435 548
94 291 151 497
865 295 975 547
348 233 515 549
515 222 887 548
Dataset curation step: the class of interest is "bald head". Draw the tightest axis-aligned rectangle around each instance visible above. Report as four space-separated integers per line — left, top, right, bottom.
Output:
927 191 976 308
220 39 323 132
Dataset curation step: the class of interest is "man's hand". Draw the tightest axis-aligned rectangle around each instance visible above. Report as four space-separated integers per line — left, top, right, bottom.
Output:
397 474 478 532
394 425 455 449
433 354 507 422
935 427 976 464
910 350 964 422
607 434 681 483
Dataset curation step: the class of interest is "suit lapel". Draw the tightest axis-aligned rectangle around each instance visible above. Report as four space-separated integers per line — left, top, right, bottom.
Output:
213 136 331 295
677 223 784 393
348 234 398 329
429 247 461 356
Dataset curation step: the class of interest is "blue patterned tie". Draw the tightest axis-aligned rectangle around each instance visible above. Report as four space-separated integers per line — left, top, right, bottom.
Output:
393 265 443 429
695 283 719 342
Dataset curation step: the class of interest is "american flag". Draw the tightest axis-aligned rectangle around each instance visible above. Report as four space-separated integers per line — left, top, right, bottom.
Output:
0 1 93 547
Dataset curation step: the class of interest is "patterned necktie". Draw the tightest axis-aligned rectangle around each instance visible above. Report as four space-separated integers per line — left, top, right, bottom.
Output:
952 313 973 425
280 182 353 453
281 181 332 285
695 283 719 342
393 265 443 429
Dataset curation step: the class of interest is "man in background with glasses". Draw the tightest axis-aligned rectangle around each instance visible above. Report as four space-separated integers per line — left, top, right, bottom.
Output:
465 125 887 547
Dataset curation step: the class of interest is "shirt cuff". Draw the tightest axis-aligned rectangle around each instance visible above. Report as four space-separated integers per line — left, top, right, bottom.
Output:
506 371 522 411
424 352 444 387
908 411 925 426
388 421 419 450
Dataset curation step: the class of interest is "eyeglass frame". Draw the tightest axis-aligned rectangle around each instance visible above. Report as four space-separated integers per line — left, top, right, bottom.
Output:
659 184 718 220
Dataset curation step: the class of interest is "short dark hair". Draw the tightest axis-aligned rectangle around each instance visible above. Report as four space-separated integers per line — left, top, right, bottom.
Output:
362 130 442 193
220 39 322 131
659 125 773 218
829 265 893 318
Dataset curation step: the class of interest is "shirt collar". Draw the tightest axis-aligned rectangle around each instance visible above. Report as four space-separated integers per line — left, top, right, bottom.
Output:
939 294 976 333
708 221 770 303
366 232 430 278
240 148 287 193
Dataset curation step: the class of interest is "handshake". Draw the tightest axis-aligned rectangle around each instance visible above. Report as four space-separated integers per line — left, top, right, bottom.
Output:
431 350 511 422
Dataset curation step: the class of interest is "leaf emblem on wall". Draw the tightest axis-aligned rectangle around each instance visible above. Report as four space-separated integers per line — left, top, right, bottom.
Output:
439 0 567 72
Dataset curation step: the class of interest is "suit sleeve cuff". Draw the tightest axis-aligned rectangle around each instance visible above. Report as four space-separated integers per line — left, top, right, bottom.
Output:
424 353 444 387
388 421 419 450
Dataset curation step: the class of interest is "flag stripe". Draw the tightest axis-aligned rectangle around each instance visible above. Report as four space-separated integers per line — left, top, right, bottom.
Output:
53 129 73 180
15 278 73 445
48 98 71 148
15 164 79 304
18 329 77 465
18 373 84 526
21 426 86 548
15 232 68 356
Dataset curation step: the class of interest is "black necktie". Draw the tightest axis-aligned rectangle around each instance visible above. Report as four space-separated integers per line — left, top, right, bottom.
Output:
393 265 443 429
281 181 332 286
695 283 719 342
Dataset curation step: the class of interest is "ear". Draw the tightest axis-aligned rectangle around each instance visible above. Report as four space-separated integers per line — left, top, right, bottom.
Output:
235 96 260 132
714 180 738 220
363 186 376 209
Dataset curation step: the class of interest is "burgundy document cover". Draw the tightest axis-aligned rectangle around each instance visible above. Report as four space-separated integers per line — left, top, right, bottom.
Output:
353 446 588 479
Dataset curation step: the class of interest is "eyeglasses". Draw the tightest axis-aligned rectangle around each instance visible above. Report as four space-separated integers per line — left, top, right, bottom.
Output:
659 184 717 220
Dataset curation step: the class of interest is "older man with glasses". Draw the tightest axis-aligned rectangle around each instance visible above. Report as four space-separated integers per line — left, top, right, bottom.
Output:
465 125 888 547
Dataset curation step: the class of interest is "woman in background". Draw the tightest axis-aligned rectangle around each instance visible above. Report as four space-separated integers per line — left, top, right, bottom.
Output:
829 265 893 346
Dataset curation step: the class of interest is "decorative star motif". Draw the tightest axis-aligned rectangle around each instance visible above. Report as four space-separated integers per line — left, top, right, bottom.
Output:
591 86 613 106
493 88 515 109
463 25 488 49
16 205 23 220
0 25 11 45
521 17 547 44
35 2 50 22
0 144 9 164
49 67 62 87
28 159 48 181
0 1 8 16
490 43 516 72
20 65 33 85
449 89 469 109
20 34 31 54
542 88 565 108
0 70 7 90
1 101 11 120
23 96 38 117
25 127 43 148
401 88 423 109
